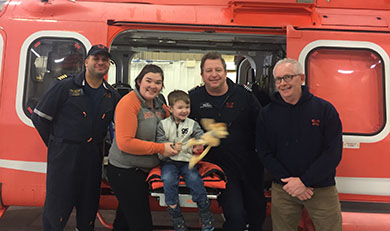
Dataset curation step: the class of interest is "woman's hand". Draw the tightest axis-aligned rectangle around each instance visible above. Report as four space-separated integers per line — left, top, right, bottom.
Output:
162 143 179 157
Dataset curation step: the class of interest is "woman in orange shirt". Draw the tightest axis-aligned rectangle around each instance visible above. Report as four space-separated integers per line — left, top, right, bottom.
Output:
107 64 178 231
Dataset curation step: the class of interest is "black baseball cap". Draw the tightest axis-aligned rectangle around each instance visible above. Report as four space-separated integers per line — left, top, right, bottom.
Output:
86 44 111 58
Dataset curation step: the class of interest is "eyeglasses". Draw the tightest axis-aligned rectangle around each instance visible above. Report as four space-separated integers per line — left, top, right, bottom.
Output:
274 74 300 84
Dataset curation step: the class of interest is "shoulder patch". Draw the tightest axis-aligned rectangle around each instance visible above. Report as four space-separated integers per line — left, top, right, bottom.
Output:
57 74 68 80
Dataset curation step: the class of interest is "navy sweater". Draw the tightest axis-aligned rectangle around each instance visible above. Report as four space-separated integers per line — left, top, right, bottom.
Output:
190 78 262 178
256 86 342 188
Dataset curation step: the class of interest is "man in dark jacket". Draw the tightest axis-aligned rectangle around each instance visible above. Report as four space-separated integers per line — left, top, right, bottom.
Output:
31 44 120 231
189 52 266 231
256 58 342 231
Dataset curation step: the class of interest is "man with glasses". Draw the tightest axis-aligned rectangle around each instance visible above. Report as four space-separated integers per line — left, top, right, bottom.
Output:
256 58 343 231
32 44 120 231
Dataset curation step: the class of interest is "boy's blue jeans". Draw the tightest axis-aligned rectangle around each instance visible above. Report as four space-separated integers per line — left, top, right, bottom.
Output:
161 160 207 206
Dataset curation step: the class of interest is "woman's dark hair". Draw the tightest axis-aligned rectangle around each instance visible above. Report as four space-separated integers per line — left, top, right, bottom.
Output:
134 64 164 90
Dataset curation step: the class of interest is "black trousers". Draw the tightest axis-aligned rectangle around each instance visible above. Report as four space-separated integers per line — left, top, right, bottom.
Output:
218 171 266 231
42 141 102 231
107 163 153 231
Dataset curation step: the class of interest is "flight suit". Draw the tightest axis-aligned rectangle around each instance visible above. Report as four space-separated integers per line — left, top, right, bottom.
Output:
31 70 120 231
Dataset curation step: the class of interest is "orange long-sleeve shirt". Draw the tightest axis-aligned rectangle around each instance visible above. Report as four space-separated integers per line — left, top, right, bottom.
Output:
115 90 169 155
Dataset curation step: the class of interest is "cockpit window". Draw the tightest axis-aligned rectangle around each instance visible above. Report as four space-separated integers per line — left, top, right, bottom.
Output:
23 38 86 118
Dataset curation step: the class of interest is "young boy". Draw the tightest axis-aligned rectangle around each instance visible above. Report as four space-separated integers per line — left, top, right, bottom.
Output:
156 90 214 231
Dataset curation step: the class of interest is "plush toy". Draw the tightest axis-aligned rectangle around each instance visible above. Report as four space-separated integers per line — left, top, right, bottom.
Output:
186 119 229 169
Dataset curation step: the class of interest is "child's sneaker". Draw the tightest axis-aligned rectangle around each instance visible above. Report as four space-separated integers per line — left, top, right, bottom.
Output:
197 199 214 231
167 205 188 231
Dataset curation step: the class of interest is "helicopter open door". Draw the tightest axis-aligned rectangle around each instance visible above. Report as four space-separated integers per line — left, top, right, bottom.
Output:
103 24 287 228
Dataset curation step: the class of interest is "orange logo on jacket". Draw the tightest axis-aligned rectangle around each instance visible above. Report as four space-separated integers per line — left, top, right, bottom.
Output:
155 111 166 119
144 112 155 119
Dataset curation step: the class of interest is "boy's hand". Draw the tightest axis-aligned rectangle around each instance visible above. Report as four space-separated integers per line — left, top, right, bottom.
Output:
192 144 204 155
174 142 182 152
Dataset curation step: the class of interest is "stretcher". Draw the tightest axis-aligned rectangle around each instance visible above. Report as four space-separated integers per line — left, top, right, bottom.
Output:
146 161 227 208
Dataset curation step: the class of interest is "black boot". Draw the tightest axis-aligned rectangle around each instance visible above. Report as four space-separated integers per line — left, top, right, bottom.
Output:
197 200 214 231
167 205 188 231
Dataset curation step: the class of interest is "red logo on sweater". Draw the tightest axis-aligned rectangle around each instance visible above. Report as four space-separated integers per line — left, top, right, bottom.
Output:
155 111 166 119
225 102 234 108
312 119 320 126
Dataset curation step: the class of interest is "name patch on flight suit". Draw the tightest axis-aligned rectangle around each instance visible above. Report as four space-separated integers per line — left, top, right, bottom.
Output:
69 88 84 97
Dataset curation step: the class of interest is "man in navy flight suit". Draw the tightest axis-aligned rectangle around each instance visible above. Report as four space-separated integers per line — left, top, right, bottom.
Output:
32 44 120 231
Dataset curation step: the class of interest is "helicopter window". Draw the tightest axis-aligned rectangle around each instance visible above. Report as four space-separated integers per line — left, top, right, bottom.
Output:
306 47 384 136
23 38 86 118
